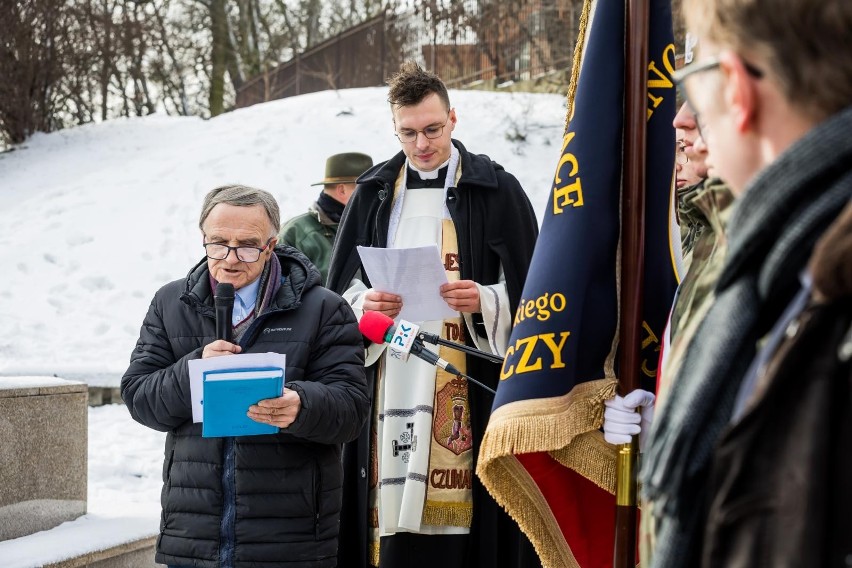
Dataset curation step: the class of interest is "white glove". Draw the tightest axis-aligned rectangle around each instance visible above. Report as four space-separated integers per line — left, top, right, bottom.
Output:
603 389 656 450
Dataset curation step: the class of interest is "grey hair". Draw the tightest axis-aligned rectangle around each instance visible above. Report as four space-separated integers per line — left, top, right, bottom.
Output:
199 184 280 237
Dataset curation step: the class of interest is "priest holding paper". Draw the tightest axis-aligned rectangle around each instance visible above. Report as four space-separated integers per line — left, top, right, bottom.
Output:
121 184 369 568
326 61 539 568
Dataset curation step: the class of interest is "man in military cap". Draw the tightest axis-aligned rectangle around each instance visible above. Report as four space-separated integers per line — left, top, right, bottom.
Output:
280 152 373 283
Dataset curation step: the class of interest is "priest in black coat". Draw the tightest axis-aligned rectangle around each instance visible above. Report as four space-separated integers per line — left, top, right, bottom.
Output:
327 61 540 568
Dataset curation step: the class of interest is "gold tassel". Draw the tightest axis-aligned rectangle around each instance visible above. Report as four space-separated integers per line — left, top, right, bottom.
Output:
422 501 474 528
369 542 380 567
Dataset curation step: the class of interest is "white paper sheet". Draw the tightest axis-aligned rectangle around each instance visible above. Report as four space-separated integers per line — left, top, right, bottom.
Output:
357 244 456 322
188 352 287 423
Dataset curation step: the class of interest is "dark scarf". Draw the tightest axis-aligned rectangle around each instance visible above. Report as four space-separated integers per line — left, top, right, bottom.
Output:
642 106 852 567
316 191 345 223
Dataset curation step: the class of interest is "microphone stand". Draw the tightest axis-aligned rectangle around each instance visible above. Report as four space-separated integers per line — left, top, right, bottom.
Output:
416 331 504 364
416 331 503 395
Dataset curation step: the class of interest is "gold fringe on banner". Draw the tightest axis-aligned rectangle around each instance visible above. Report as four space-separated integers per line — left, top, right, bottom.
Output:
476 377 618 568
565 0 594 128
551 429 619 494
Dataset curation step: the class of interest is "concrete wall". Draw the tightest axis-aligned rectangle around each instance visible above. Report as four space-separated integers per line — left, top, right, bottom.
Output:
43 536 160 568
0 377 88 541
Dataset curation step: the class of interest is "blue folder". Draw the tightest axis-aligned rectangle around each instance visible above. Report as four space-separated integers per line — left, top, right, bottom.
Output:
201 366 285 437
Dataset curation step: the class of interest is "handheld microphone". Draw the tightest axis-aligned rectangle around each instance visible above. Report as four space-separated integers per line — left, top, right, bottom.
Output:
214 283 235 342
359 311 462 375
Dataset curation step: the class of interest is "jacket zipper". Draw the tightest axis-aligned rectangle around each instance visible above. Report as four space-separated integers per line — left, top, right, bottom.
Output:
313 458 322 539
216 312 284 568
219 437 236 567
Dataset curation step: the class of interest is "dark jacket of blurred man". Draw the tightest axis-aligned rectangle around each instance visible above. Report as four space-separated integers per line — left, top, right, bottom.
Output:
642 1 852 566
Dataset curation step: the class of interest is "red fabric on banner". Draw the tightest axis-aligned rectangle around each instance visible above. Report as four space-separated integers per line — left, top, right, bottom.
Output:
517 452 617 568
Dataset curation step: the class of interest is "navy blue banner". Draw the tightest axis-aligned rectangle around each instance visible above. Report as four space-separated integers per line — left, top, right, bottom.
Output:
493 0 678 410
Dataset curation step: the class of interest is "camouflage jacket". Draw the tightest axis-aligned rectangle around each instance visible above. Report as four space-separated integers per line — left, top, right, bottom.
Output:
641 178 734 563
678 178 709 271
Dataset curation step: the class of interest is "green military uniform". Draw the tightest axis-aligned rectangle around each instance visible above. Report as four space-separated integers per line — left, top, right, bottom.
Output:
279 201 338 284
279 152 373 284
676 178 710 272
640 177 734 563
667 178 735 346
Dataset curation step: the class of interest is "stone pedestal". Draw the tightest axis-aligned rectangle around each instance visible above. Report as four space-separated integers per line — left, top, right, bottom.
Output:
0 377 87 541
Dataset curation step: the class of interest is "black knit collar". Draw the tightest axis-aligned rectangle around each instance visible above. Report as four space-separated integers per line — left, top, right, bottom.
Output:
316 191 345 223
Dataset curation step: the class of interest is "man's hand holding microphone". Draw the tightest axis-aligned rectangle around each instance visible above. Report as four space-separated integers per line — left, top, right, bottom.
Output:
202 282 299 429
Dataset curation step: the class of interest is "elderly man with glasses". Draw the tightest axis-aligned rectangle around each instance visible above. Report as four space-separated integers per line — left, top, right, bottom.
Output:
327 61 540 568
640 1 852 567
121 184 369 568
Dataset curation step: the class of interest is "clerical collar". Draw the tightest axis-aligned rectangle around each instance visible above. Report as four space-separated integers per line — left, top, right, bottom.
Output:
407 155 450 189
409 155 452 179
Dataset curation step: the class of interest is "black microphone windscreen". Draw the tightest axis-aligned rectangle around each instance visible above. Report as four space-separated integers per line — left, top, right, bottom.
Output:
215 283 235 300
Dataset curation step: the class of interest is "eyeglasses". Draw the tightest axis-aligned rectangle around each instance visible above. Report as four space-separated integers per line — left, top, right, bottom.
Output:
672 54 763 140
673 58 721 140
203 237 274 263
676 140 689 165
395 115 450 144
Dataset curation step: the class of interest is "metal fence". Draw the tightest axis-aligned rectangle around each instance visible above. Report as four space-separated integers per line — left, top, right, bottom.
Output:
235 1 580 109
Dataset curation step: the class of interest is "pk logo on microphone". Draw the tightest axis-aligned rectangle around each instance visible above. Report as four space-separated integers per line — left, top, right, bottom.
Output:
388 320 420 362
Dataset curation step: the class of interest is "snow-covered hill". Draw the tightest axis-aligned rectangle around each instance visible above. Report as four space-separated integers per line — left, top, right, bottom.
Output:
0 87 566 381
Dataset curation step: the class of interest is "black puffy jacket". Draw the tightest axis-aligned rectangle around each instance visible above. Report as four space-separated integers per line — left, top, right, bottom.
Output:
121 246 369 568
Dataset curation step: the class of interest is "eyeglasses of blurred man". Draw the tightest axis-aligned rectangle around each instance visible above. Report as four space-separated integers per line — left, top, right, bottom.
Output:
673 54 764 141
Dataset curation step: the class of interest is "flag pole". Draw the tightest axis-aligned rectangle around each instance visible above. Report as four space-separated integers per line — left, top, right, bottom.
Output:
614 0 650 565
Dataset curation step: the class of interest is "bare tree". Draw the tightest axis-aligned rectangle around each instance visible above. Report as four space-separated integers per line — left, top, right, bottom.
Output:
0 0 68 144
5 0 529 145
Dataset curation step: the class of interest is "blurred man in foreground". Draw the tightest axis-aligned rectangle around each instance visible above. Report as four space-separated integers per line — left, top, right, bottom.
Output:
641 1 852 566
